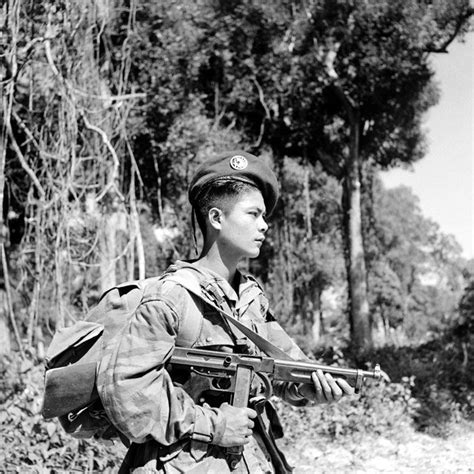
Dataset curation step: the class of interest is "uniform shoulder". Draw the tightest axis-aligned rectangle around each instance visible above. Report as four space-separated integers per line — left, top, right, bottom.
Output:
139 275 191 303
140 263 205 303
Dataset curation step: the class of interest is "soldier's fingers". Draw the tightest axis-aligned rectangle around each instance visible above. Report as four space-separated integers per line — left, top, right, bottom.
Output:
310 371 325 401
248 419 255 429
315 369 333 401
324 373 343 401
245 408 257 419
336 378 356 395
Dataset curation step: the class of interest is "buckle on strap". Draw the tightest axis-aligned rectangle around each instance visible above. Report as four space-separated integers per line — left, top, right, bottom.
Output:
201 282 226 307
201 283 249 351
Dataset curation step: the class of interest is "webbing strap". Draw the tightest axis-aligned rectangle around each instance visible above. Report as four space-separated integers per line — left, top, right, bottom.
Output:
165 275 295 361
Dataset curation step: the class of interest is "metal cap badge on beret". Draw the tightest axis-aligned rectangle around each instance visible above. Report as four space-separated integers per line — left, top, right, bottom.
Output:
188 150 279 214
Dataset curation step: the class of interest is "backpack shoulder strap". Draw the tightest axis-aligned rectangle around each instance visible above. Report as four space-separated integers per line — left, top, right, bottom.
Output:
163 270 294 360
156 269 203 347
161 265 249 347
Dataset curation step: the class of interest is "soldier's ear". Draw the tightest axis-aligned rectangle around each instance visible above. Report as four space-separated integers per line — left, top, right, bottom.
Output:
208 207 223 230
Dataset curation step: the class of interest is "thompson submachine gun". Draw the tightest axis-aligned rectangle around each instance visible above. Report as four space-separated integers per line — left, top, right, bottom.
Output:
169 347 381 468
169 346 381 405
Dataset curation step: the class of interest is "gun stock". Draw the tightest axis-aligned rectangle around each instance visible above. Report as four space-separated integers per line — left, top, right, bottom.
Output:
42 362 99 419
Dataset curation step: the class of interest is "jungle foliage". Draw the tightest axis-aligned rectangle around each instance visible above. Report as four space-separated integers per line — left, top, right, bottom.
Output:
0 1 473 469
1 0 472 354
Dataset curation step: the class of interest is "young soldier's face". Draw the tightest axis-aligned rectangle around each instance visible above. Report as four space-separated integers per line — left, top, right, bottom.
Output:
216 188 268 260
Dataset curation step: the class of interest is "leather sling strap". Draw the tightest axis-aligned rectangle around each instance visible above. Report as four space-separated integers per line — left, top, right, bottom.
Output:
212 301 294 361
165 275 295 361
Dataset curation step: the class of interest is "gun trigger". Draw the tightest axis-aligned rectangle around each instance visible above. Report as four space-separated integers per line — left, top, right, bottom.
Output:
255 372 272 399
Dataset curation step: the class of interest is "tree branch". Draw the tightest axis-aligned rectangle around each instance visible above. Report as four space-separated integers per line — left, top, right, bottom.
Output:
425 8 474 53
320 40 358 117
1 244 26 360
6 121 46 199
72 89 146 102
330 81 358 118
11 110 41 151
252 77 271 147
80 114 124 203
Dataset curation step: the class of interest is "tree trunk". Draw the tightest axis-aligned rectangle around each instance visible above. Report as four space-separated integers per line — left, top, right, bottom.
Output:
130 174 145 280
344 112 372 351
0 294 11 356
99 204 128 292
304 162 312 239
329 81 373 352
0 82 12 355
311 287 324 343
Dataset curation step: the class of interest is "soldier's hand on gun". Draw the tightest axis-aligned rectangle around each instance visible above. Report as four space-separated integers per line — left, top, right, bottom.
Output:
297 370 355 403
215 402 257 447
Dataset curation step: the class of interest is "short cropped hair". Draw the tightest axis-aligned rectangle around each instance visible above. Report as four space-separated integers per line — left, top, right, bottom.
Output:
193 178 259 235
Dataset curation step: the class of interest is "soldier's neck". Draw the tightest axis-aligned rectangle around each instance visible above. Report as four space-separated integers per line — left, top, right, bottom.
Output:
195 249 238 288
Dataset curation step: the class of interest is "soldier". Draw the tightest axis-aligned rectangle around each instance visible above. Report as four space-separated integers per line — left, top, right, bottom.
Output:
99 150 355 473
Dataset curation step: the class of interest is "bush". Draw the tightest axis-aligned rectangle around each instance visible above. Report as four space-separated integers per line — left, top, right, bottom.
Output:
0 355 126 472
275 376 417 446
352 329 474 436
1 321 472 471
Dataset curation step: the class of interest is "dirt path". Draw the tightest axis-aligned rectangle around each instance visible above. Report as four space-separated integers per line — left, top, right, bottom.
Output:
283 425 474 473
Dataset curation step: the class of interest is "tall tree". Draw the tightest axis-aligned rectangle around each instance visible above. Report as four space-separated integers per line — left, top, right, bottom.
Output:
372 183 465 342
264 158 345 344
184 0 472 351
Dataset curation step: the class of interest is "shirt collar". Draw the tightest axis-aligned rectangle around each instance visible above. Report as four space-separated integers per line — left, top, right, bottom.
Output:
185 261 254 302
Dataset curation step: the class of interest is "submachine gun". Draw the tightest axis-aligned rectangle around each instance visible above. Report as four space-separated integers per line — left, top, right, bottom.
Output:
170 346 381 404
169 347 381 470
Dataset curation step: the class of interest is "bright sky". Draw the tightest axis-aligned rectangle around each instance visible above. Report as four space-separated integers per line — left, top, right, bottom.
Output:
381 33 474 260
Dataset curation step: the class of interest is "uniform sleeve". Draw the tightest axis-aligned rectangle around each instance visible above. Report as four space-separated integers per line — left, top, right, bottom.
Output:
96 296 226 445
263 318 311 407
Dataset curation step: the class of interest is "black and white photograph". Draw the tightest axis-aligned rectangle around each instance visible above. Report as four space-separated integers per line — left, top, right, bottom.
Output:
0 1 473 472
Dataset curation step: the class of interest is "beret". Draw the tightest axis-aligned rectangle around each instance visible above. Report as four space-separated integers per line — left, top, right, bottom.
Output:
188 150 279 214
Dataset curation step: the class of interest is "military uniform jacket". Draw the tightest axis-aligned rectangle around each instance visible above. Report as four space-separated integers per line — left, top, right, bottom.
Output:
96 261 308 473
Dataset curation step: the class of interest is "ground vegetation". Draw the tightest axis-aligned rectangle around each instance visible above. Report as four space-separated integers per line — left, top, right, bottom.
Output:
0 1 473 471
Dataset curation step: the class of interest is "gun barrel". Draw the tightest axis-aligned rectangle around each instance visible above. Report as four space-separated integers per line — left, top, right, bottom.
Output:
170 347 381 393
272 359 381 384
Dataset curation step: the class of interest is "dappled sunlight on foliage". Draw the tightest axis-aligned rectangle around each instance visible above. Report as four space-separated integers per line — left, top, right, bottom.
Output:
2 322 472 470
275 377 417 442
357 329 474 436
1 0 473 471
0 355 126 471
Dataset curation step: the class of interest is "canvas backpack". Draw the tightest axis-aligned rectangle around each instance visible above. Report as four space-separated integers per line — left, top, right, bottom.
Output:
41 273 204 443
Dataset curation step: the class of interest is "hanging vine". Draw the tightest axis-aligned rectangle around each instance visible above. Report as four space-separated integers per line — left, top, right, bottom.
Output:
2 0 145 353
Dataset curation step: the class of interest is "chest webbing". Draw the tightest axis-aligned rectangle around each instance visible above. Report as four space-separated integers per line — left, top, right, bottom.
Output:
163 273 294 361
